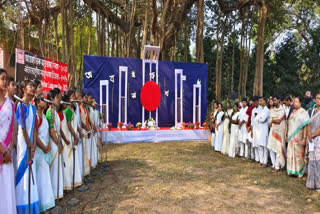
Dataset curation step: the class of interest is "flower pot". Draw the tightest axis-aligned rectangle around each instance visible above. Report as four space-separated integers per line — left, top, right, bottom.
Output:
108 127 112 131
195 126 199 129
118 127 122 131
137 127 141 131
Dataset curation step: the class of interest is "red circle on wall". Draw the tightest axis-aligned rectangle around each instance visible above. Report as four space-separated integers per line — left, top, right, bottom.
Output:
140 81 161 111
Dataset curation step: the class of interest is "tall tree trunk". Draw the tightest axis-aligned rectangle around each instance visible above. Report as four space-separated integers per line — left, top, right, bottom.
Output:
28 18 31 50
137 26 142 58
55 15 59 61
46 19 50 58
217 19 225 102
116 25 119 57
215 10 221 101
128 0 137 58
150 0 157 46
242 10 253 98
253 0 267 96
231 21 235 92
238 7 252 98
111 23 115 56
65 4 70 63
18 20 25 50
97 11 101 55
61 0 66 62
38 24 45 56
238 8 246 98
102 17 106 56
184 18 189 62
17 1 24 50
107 22 110 56
196 0 204 63
69 0 75 87
159 0 172 60
87 3 92 55
140 0 149 59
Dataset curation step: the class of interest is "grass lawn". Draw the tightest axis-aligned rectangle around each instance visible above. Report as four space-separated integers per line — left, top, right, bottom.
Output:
60 141 320 213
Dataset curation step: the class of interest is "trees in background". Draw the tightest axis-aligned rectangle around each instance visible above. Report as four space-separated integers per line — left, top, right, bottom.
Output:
0 0 319 99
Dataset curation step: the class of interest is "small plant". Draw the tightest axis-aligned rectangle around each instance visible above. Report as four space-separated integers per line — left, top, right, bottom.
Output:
182 122 187 129
117 122 124 130
107 122 112 131
125 123 134 130
195 121 200 129
202 122 208 129
187 121 194 129
136 122 142 130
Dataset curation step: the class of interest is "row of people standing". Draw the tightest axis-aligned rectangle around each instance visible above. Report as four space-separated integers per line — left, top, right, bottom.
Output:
0 68 103 214
210 94 320 191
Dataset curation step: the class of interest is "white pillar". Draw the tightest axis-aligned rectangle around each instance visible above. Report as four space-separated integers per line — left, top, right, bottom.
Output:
100 80 109 125
175 69 183 128
193 83 201 126
118 66 128 124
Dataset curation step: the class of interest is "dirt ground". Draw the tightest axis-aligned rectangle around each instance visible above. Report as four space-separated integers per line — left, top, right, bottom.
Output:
59 141 320 214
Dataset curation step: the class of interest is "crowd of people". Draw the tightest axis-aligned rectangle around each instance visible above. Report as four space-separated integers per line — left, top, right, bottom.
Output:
209 92 320 191
0 68 104 214
1 64 320 213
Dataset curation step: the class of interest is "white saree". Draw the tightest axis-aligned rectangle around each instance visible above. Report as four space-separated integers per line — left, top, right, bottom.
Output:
16 103 40 213
0 98 17 214
46 109 63 199
35 114 55 212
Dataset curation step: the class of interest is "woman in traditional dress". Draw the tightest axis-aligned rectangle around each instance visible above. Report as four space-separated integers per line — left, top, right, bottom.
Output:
222 101 233 155
93 101 102 163
88 97 98 169
215 103 224 152
91 99 99 167
0 69 17 214
306 93 320 190
34 94 55 212
5 77 18 177
63 90 82 189
286 97 310 178
229 103 240 158
16 79 40 213
210 102 218 149
80 94 90 177
57 93 73 191
268 97 274 110
46 90 63 199
30 80 42 105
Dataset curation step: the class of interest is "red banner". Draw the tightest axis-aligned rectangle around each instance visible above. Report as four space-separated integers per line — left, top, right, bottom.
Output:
15 49 68 95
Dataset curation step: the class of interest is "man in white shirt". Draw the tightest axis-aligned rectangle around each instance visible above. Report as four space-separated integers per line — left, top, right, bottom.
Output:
283 96 294 120
251 96 262 163
238 98 248 158
254 97 270 166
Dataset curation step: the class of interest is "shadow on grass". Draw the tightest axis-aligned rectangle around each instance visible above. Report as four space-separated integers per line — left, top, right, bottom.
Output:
58 158 151 213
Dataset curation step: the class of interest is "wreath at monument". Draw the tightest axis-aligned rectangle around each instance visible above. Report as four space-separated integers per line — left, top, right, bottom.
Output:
145 117 156 130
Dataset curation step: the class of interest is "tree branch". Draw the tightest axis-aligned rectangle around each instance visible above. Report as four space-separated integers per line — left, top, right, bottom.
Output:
83 0 141 33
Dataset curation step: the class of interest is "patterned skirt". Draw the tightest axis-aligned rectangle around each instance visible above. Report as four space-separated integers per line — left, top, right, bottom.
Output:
306 137 320 189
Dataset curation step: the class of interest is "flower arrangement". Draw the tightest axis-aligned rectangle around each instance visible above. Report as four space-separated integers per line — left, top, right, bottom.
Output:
107 122 112 131
182 122 187 129
195 121 200 129
202 122 208 129
125 123 134 131
187 121 194 129
136 122 142 130
117 122 124 130
144 117 156 130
